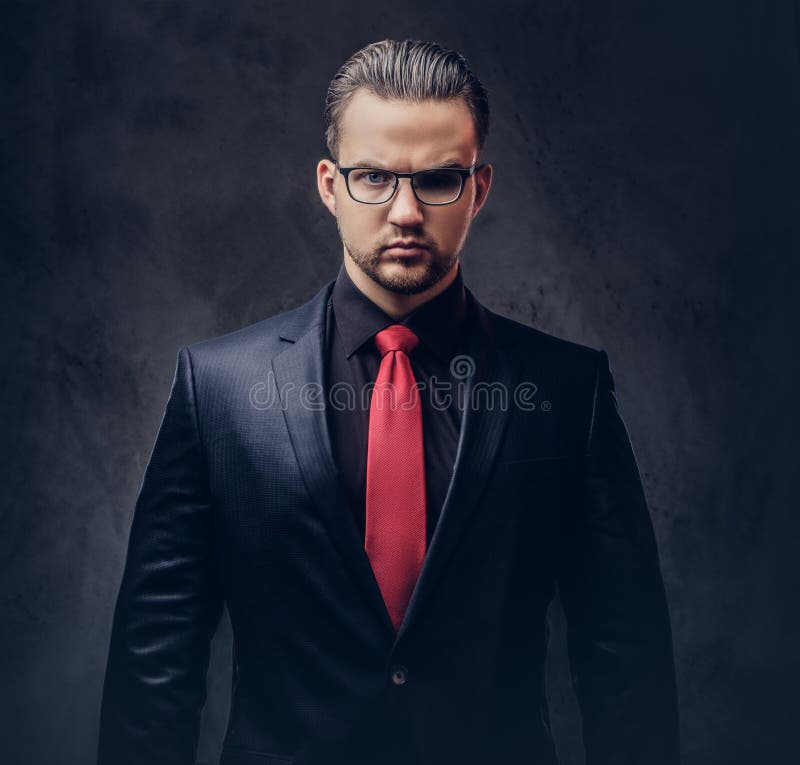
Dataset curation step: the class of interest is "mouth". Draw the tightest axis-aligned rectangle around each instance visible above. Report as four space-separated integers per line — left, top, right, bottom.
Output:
384 242 429 258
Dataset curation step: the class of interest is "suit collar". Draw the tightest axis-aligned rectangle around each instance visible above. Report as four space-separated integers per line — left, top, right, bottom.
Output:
330 261 469 364
272 273 521 643
277 270 513 350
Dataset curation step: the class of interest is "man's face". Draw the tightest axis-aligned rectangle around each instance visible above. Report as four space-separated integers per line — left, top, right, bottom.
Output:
317 89 492 296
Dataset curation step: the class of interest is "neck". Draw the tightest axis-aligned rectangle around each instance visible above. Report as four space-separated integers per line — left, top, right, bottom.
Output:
343 255 459 321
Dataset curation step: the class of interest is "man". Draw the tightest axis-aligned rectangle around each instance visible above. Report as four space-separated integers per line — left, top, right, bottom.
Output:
97 39 680 765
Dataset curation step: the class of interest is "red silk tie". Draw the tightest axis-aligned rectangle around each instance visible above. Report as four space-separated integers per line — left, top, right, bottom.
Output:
365 324 427 632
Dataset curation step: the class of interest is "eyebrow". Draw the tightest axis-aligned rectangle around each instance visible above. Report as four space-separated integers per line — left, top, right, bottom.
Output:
349 158 468 169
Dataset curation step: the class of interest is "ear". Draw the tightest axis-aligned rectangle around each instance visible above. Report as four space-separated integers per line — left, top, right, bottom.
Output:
471 163 493 219
317 159 337 217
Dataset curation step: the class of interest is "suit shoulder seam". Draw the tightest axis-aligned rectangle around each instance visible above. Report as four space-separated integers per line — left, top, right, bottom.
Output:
181 344 208 458
583 348 607 457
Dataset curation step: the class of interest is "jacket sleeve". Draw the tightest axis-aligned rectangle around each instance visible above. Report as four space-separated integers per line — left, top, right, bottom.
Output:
97 345 225 765
555 349 681 765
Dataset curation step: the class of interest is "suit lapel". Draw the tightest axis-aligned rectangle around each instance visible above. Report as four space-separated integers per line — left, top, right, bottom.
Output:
269 279 521 641
394 287 521 643
270 280 396 635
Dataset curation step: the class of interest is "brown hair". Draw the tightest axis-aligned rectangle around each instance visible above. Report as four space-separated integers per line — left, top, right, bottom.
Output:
324 39 490 161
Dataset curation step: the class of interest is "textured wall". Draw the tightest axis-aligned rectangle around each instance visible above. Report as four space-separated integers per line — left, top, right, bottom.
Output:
2 1 798 764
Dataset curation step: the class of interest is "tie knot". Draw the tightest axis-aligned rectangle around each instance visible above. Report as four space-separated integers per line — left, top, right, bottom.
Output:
374 324 419 357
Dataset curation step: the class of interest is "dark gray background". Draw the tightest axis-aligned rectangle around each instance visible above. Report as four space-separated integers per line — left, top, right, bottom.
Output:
2 1 798 763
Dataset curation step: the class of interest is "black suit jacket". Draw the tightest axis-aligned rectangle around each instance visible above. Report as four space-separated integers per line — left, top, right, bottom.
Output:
97 277 680 765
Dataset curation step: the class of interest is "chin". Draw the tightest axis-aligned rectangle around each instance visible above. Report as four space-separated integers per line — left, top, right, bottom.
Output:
345 242 456 295
374 261 444 295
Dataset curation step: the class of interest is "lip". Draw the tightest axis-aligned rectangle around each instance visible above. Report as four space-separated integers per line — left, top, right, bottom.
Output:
386 240 426 248
384 246 428 257
384 241 428 256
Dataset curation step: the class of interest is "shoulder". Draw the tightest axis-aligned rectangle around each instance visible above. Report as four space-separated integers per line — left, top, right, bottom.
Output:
494 311 604 406
182 280 334 374
478 295 603 379
474 300 610 455
492 309 599 355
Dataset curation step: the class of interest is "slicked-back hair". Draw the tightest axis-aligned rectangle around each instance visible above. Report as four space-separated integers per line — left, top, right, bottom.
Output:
324 39 490 162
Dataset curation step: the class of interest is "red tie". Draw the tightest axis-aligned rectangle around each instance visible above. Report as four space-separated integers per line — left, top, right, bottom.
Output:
365 324 427 632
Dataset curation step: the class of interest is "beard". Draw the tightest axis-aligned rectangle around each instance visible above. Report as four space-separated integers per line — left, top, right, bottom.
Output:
338 220 459 296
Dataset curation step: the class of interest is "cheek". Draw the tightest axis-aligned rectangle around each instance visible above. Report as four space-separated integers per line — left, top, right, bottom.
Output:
435 208 472 240
337 202 382 237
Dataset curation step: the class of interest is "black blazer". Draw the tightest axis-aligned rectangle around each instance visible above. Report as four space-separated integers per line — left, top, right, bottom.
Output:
97 277 680 765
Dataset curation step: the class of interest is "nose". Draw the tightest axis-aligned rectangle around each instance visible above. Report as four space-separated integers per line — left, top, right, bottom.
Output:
386 177 424 227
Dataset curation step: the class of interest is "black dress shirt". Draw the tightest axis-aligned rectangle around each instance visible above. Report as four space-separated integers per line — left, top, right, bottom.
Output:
324 261 469 546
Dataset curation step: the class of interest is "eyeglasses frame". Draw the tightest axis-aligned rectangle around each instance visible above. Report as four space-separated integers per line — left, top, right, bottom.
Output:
333 160 484 206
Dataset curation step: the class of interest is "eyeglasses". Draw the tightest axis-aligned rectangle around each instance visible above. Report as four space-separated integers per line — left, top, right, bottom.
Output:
334 160 483 206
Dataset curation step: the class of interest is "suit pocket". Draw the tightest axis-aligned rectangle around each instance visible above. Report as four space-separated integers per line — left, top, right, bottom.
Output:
218 747 294 765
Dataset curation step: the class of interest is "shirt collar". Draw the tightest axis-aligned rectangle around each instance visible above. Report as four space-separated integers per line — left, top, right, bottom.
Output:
330 260 468 363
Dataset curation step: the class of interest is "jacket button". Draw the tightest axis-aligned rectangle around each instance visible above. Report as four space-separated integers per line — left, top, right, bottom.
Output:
390 665 408 686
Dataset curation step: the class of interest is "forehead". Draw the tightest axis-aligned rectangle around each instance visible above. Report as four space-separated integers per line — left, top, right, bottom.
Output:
337 88 478 169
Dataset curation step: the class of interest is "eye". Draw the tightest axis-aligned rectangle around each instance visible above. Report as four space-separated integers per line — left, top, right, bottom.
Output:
415 170 459 190
350 168 392 186
365 170 390 185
